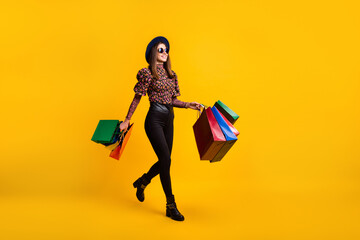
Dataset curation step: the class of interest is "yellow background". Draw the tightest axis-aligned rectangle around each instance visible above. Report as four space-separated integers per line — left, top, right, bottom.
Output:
1 0 359 239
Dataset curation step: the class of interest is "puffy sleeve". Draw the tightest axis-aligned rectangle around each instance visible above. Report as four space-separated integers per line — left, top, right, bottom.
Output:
172 70 181 97
134 68 152 96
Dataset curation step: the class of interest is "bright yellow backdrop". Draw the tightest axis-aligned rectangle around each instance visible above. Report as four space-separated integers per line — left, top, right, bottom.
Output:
1 0 359 239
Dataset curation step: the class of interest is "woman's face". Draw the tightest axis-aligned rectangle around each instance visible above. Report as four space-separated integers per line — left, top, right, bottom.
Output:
156 43 168 64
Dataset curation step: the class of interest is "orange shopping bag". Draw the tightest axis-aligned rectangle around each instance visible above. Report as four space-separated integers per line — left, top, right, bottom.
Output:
109 123 134 160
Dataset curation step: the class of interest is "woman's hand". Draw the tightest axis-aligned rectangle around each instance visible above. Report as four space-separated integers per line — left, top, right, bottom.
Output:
187 102 202 110
120 119 130 131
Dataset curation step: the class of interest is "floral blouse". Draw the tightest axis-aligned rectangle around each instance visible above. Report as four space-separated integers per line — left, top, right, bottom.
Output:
124 64 189 120
133 64 181 104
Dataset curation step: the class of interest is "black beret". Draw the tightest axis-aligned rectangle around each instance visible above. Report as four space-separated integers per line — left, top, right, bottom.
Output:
145 36 170 64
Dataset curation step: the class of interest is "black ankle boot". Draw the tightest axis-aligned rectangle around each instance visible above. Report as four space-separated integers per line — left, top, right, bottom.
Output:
166 195 185 221
133 174 150 202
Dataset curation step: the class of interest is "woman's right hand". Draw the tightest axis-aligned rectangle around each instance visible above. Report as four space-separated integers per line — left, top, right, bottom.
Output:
120 119 130 131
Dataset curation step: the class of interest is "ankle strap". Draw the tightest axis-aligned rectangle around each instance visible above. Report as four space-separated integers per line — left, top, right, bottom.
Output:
166 203 177 209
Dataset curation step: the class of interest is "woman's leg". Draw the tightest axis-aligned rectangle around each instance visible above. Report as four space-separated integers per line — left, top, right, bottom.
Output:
146 108 174 179
144 110 173 198
146 161 160 180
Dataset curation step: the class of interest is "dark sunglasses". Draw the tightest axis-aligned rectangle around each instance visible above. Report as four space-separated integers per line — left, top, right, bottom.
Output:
157 48 169 54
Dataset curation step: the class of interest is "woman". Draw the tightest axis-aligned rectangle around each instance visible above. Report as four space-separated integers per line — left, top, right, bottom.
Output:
119 36 201 221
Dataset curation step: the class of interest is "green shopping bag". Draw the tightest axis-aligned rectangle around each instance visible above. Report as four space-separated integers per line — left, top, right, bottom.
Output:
91 120 121 144
213 100 239 124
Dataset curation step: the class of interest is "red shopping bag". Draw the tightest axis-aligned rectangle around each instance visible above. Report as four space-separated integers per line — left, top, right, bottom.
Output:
109 123 134 160
193 107 226 160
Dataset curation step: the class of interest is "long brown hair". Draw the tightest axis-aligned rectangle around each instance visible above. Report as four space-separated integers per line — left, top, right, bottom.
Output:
148 42 175 80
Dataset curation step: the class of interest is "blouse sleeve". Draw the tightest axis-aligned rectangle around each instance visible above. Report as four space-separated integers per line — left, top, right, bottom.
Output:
134 68 152 96
125 94 142 120
172 97 188 108
172 70 181 97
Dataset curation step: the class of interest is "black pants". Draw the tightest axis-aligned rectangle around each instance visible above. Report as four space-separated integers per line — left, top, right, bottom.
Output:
144 102 174 198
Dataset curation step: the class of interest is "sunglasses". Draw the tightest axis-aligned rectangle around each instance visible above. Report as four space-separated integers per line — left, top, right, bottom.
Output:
157 48 169 54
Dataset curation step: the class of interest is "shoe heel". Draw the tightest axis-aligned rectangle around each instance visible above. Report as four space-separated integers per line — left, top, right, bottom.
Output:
166 209 171 217
133 179 139 188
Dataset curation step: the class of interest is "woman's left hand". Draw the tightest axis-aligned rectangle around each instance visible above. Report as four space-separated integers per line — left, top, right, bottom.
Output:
187 102 202 110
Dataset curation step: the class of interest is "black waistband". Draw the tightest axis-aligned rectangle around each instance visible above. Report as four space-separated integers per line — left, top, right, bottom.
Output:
149 102 173 113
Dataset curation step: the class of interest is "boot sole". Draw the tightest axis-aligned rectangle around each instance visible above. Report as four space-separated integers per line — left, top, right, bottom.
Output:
166 210 185 221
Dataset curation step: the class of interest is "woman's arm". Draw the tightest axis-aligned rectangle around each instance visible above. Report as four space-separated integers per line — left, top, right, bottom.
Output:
125 94 142 120
172 97 190 108
172 97 201 110
120 94 142 130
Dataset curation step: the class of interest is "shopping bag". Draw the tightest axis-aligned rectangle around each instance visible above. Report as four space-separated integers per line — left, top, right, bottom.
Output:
91 120 120 144
104 137 121 151
218 110 239 136
193 107 226 160
214 100 239 124
109 123 134 160
209 107 238 163
101 126 121 146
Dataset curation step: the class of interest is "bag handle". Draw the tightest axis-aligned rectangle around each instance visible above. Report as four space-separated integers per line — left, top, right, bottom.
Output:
196 104 209 119
116 123 132 145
